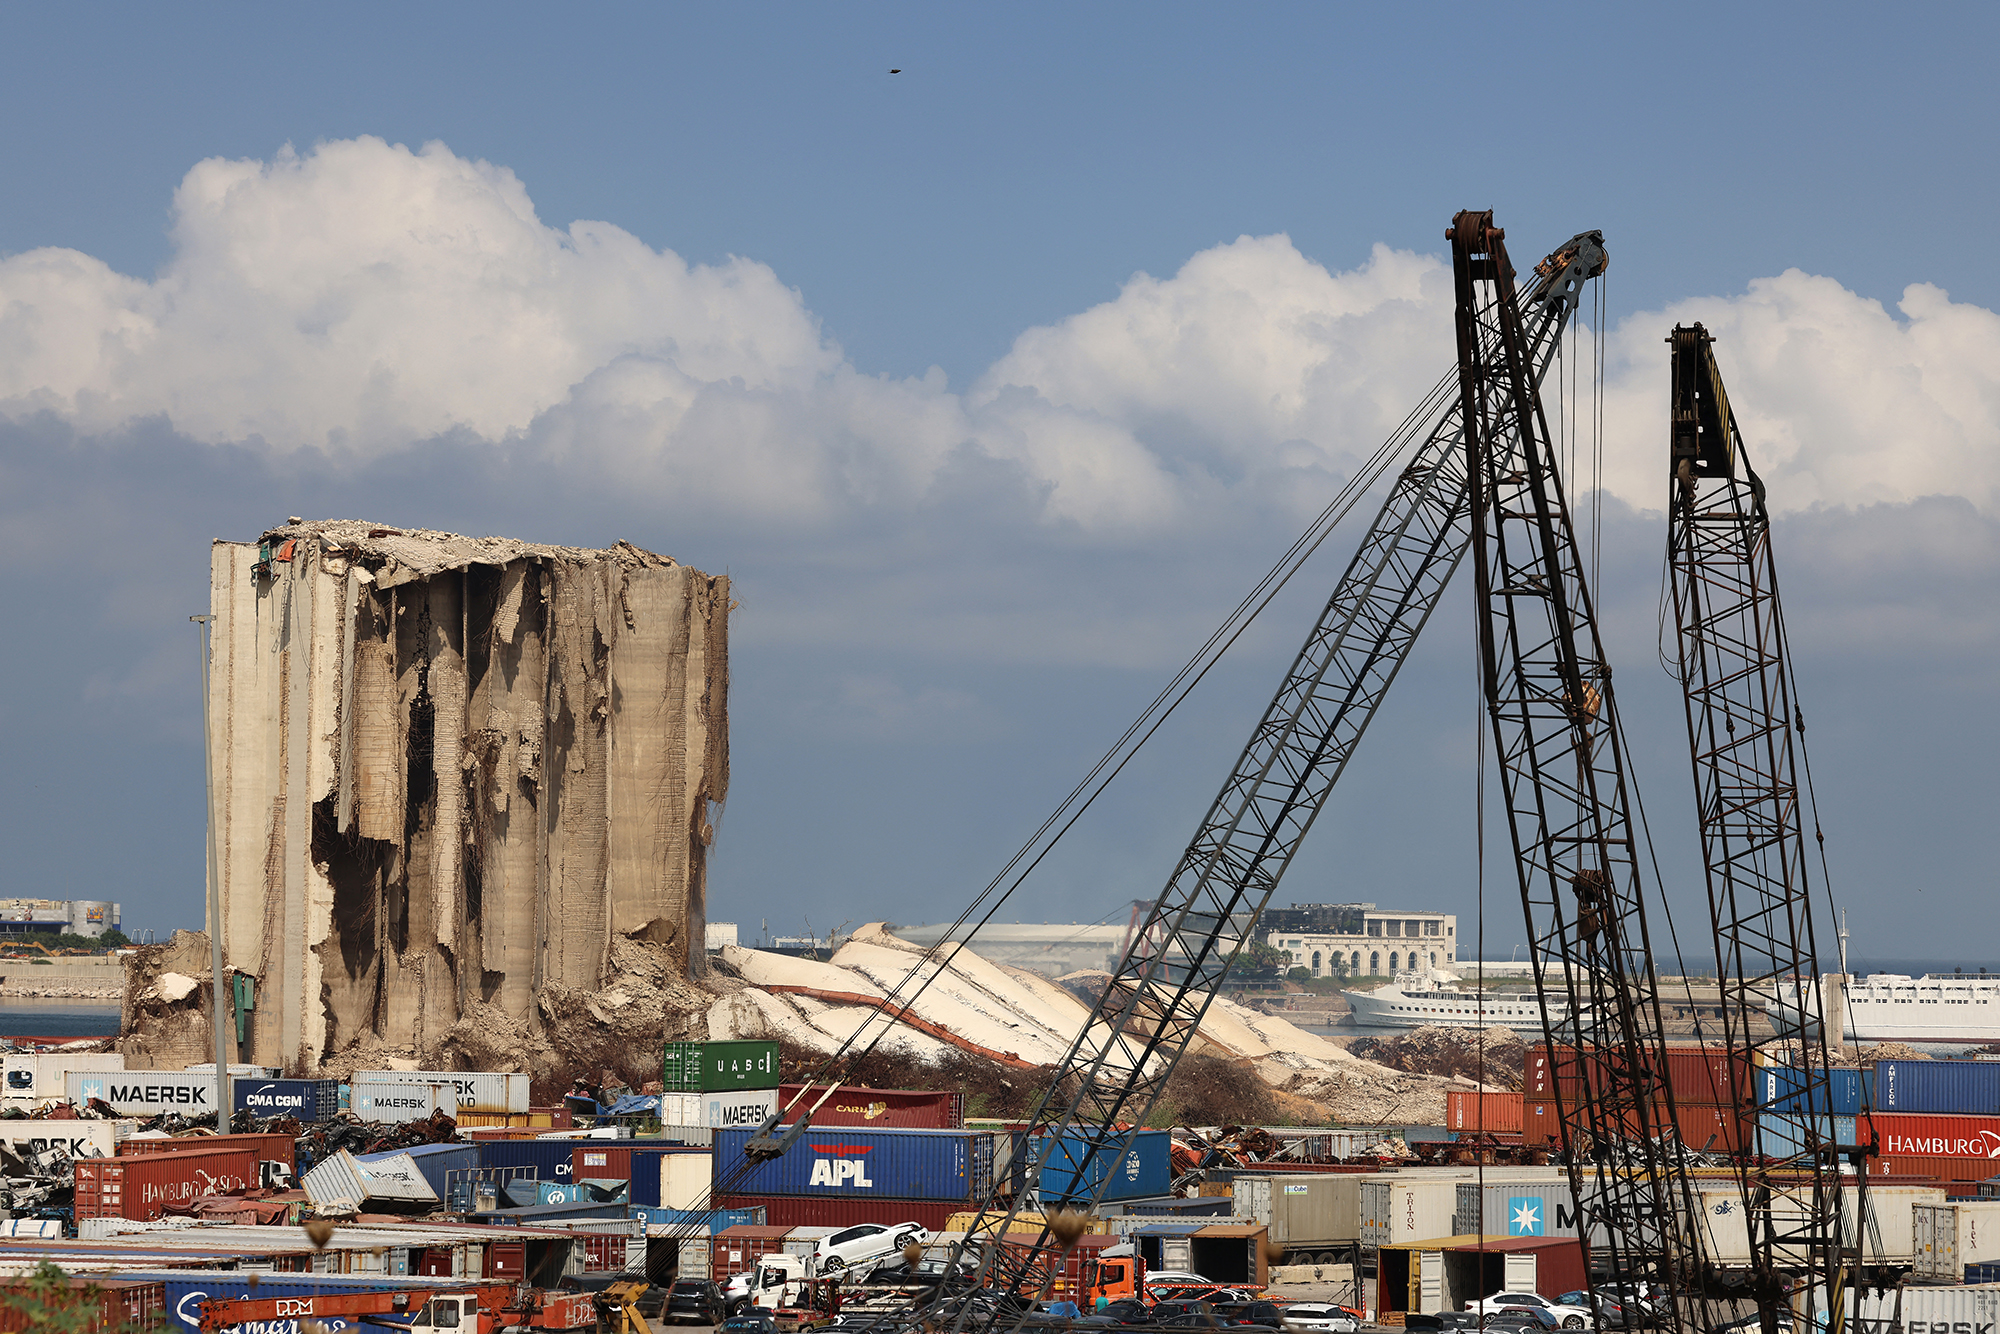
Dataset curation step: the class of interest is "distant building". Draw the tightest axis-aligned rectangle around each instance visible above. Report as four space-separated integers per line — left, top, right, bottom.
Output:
705 922 740 951
1262 902 1455 978
0 900 122 939
889 922 1139 978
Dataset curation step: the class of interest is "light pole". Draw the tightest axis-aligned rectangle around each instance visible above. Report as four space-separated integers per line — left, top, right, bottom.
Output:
191 615 230 1128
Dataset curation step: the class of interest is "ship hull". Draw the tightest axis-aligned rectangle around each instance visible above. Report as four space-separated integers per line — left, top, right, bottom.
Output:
1341 984 1573 1030
1770 976 2000 1045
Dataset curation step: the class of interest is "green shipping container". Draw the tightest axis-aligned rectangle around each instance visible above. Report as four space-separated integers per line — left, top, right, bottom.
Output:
663 1041 781 1092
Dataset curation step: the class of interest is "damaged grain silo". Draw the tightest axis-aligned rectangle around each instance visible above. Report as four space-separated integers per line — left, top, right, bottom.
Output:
196 520 729 1075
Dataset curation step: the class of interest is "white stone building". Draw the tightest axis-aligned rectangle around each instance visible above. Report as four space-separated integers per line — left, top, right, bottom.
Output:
1263 902 1456 978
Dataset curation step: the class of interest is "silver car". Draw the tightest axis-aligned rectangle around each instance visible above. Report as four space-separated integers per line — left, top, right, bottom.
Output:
1283 1304 1361 1334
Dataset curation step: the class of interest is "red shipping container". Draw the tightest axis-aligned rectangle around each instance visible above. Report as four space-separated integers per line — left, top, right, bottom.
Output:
1521 1097 1744 1151
713 1193 963 1232
710 1225 793 1282
1447 1091 1524 1133
74 1146 260 1220
1868 1113 2000 1163
1528 1043 1751 1105
118 1131 297 1170
574 1144 636 1179
778 1085 965 1129
0 1278 166 1331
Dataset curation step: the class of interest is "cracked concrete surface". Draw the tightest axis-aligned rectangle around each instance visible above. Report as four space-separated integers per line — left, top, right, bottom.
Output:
182 520 729 1074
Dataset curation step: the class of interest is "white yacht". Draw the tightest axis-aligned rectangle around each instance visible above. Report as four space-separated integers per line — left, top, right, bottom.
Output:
1341 966 1585 1030
1771 972 2000 1044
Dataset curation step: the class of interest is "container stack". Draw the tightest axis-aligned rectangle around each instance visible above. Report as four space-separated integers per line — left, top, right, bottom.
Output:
711 1124 1001 1231
1522 1042 1751 1150
660 1040 782 1133
1869 1059 2000 1181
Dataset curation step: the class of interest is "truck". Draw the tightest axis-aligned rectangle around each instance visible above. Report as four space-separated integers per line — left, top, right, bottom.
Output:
197 1282 598 1333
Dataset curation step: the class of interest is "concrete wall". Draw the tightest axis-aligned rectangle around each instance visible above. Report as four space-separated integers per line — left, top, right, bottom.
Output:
206 521 729 1073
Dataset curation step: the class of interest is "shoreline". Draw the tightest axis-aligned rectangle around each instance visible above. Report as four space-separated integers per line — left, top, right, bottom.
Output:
0 987 122 1001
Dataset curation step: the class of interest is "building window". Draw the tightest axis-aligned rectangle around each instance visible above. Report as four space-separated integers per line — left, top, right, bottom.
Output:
1312 951 1322 976
1389 952 1400 972
1385 921 1400 937
1370 951 1380 975
1429 952 1438 967
1367 921 1382 937
1352 951 1362 973
1447 926 1454 936
1444 951 1453 962
1425 921 1441 936
1404 920 1421 937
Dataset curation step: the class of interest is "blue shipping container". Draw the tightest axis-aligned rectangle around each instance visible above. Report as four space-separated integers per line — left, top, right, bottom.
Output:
1757 1066 1872 1116
1968 1262 2000 1284
1877 1060 2000 1114
630 1205 767 1232
476 1138 578 1183
1029 1129 1171 1204
1754 1114 1857 1158
233 1078 340 1122
714 1126 995 1202
355 1141 479 1202
627 1149 669 1207
82 1269 445 1334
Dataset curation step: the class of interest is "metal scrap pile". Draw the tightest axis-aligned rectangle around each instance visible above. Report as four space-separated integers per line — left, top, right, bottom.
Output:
294 1109 461 1163
0 1140 75 1220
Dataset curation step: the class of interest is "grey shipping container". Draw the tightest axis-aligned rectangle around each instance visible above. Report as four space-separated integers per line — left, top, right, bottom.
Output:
350 1080 449 1124
351 1069 530 1113
1898 1284 2000 1334
1454 1181 1583 1240
64 1070 221 1117
1231 1175 1375 1261
1915 1203 2000 1278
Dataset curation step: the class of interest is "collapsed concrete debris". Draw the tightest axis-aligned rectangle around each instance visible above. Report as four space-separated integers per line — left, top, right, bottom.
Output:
162 520 730 1075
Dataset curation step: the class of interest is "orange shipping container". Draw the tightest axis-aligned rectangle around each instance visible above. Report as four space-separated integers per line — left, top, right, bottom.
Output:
1447 1091 1524 1134
118 1131 296 1170
1522 1097 1746 1152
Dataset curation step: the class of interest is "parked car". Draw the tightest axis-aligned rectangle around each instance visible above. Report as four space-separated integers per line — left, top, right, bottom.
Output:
1556 1290 1637 1328
1436 1314 1548 1333
1465 1294 1587 1330
1210 1301 1288 1329
665 1279 726 1325
816 1222 934 1273
723 1316 780 1334
1280 1303 1360 1334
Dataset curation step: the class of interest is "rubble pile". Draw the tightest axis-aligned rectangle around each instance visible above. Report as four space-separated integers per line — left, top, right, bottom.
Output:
1350 1024 1526 1088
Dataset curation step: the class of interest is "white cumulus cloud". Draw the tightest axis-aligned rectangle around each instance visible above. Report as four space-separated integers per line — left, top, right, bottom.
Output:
3 134 1997 536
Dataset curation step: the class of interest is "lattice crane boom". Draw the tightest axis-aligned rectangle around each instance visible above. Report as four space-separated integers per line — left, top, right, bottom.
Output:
1666 322 1854 1334
1450 210 1720 1333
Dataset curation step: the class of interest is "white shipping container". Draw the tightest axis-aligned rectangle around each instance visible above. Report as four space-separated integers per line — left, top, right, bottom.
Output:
63 1069 221 1116
662 1153 711 1210
3 1053 124 1107
1916 1203 2000 1278
350 1080 449 1124
1899 1283 2000 1334
1843 1184 1945 1264
352 1069 530 1113
185 1063 281 1077
1360 1179 1458 1247
661 1089 780 1130
682 1238 712 1282
0 1119 128 1159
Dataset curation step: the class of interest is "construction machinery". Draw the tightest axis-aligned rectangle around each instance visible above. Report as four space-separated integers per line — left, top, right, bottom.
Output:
1663 322 1861 1333
590 1278 653 1334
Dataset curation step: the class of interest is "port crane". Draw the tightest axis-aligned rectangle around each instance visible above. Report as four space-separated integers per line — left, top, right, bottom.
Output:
1664 323 1858 1334
735 213 1714 1334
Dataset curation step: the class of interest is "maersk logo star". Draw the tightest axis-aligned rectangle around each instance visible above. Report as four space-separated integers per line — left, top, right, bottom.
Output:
1509 1197 1544 1236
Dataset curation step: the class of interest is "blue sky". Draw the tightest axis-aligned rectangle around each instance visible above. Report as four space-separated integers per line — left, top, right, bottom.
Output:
0 4 1994 960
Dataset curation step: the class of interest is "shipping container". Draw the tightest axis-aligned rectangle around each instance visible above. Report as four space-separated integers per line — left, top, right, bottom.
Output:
633 1205 768 1233
0 1118 126 1160
1454 1181 1583 1240
1521 1095 1746 1150
1527 1043 1750 1105
1360 1179 1458 1248
457 1106 569 1129
709 1224 792 1281
715 1126 996 1202
1 1052 124 1108
1898 1283 2000 1334
1446 1092 1525 1135
777 1084 966 1130
1915 1203 2000 1278
74 1145 260 1220
476 1139 577 1185
1376 1236 1586 1318
0 1277 165 1331
232 1077 340 1122
1755 1115 1858 1159
119 1131 298 1170
1880 1062 2000 1116
350 1080 450 1124
1755 1064 1872 1116
1027 1129 1171 1204
1871 1113 2000 1164
663 1041 781 1093
186 1063 282 1077
63 1069 224 1117
357 1142 479 1201
95 1268 462 1334
351 1069 530 1113
712 1193 964 1232
663 1151 712 1209
1231 1174 1383 1260
302 1148 441 1210
659 1089 780 1130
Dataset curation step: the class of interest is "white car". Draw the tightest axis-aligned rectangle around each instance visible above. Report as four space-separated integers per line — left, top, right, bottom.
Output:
1282 1303 1361 1333
1143 1271 1218 1291
1466 1292 1594 1329
814 1221 933 1274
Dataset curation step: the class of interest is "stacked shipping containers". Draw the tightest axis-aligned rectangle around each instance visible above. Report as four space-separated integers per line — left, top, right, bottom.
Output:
1522 1043 1751 1149
1868 1060 2000 1181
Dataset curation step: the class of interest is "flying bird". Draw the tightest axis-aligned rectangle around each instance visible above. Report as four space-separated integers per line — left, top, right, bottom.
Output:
889 68 901 74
